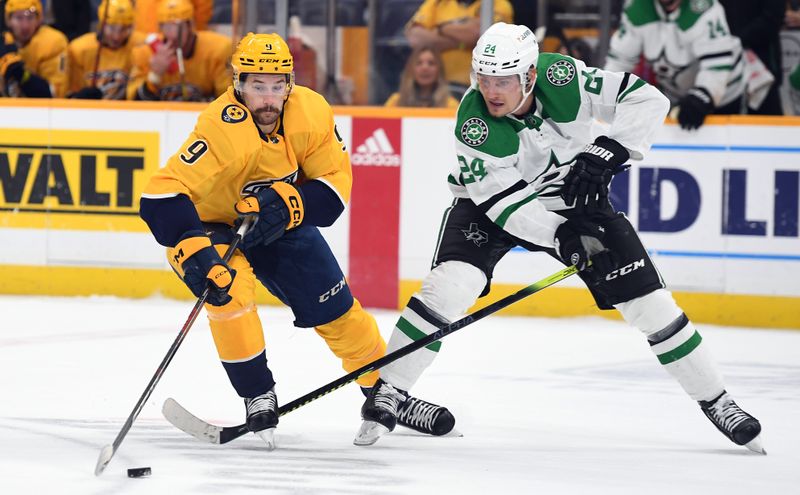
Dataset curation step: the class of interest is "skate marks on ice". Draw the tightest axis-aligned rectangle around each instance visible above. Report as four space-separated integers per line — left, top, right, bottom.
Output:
0 417 407 494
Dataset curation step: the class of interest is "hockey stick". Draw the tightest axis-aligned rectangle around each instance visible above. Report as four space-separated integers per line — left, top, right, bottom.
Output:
91 0 111 88
162 263 579 445
94 218 252 476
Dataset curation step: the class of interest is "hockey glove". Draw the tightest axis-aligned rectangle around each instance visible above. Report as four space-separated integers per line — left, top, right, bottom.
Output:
554 219 617 274
234 182 305 250
561 136 630 214
70 86 103 99
0 40 23 82
677 87 713 131
172 231 236 306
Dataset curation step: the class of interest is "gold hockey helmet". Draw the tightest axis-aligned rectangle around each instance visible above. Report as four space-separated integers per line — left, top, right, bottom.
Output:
157 0 194 24
98 0 135 26
4 0 41 19
232 33 295 98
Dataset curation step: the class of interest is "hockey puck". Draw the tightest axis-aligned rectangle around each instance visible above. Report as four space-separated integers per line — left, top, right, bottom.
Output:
127 467 151 478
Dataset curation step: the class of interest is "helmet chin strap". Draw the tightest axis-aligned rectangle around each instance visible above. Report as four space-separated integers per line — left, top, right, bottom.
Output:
507 72 536 116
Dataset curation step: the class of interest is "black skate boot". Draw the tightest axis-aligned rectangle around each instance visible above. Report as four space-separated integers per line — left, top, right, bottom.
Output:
699 391 765 454
397 396 456 436
245 387 278 450
354 379 407 446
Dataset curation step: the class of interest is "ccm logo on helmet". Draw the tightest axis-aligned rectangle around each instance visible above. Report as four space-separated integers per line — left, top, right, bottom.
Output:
605 259 646 281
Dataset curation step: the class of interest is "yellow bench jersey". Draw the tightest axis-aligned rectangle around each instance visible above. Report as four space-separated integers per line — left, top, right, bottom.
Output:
67 31 145 99
142 85 351 226
3 26 68 97
127 30 231 101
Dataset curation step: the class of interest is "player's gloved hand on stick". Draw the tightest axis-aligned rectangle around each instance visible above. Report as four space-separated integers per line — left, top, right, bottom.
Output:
234 182 305 250
554 219 617 274
0 40 24 82
173 230 236 306
677 87 713 131
560 136 629 214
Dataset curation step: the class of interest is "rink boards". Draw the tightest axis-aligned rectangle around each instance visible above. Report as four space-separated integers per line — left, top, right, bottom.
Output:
0 99 798 329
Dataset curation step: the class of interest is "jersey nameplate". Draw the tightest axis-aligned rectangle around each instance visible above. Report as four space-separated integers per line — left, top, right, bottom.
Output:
546 60 576 86
460 117 489 147
221 104 247 124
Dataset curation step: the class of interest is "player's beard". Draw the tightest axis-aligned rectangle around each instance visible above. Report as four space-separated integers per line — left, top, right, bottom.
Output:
253 105 281 127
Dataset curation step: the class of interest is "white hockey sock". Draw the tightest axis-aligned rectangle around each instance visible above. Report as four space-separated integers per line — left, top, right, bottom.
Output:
648 315 725 401
616 290 725 402
381 297 447 391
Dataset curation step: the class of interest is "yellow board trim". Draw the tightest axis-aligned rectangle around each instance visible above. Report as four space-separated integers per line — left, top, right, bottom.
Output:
2 266 798 330
398 280 800 331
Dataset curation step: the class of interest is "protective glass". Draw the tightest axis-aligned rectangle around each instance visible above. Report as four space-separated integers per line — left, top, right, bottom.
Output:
237 74 291 98
476 73 522 95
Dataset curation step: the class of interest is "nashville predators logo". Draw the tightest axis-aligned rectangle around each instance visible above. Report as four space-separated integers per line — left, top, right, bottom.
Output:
222 104 247 123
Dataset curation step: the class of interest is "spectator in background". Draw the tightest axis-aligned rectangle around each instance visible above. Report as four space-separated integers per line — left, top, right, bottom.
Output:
134 0 213 33
127 0 229 101
385 46 459 108
68 0 144 99
787 1 800 28
48 0 92 41
405 0 513 99
605 0 744 131
719 0 784 115
0 0 67 97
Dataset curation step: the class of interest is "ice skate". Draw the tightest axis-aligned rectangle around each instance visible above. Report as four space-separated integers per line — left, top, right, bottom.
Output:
397 396 456 436
354 379 407 446
700 391 765 454
245 388 278 450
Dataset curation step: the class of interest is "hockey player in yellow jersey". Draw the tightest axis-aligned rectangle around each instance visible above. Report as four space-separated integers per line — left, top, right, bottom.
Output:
127 0 230 101
139 33 455 448
67 0 145 99
1 0 67 98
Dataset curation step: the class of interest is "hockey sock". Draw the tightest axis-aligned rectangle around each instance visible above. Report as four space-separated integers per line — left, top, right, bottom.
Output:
616 289 725 401
647 314 725 401
381 297 448 391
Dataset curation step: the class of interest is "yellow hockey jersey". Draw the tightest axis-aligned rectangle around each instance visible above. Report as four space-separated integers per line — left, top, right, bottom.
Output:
67 31 145 99
409 0 513 86
142 85 351 225
3 26 68 97
126 30 231 101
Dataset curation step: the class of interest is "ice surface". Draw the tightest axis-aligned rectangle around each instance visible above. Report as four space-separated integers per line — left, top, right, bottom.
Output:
0 295 798 494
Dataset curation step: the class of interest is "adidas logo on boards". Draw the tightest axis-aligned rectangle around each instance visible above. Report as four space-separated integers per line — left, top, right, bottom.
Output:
351 128 400 166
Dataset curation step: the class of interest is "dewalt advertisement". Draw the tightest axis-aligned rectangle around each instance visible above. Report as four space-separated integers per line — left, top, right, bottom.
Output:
0 129 159 231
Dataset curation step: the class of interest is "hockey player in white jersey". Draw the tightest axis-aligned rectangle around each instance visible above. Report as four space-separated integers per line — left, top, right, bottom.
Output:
355 22 765 454
605 0 744 130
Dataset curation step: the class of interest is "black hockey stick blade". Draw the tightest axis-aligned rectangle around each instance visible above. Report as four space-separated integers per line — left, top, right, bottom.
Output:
162 264 579 445
94 218 252 475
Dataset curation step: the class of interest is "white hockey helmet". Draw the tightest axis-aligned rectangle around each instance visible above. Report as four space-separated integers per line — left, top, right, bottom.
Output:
472 22 539 113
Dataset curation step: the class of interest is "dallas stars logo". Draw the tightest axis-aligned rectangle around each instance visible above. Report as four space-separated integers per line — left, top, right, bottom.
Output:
462 223 488 246
546 60 576 87
460 117 489 147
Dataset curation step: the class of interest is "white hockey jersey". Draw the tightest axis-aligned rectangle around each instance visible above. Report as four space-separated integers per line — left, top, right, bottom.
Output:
605 0 744 108
450 52 669 248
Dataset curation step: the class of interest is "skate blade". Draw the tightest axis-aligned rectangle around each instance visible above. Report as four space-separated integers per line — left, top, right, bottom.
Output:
744 435 766 455
255 428 276 451
353 421 390 446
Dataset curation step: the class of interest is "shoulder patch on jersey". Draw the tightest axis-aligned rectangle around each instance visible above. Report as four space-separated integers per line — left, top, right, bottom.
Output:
545 59 576 86
221 104 247 124
535 54 581 123
460 117 489 147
